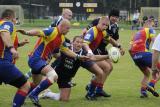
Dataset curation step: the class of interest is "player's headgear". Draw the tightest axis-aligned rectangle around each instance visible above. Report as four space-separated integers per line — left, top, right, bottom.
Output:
109 8 120 18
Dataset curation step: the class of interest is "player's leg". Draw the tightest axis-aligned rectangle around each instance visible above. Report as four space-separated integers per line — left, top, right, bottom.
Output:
29 65 58 99
28 57 58 106
148 61 160 89
85 63 104 100
133 52 159 97
59 88 71 101
139 67 150 98
39 89 60 100
95 60 112 97
0 62 30 107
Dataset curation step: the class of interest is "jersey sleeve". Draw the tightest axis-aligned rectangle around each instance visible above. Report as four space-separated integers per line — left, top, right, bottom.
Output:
83 28 95 45
149 28 156 38
40 27 54 37
0 21 13 34
152 34 160 51
103 31 110 42
60 36 70 52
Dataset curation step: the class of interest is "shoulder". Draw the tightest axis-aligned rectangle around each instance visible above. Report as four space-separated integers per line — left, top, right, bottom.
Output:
42 27 54 36
0 21 14 32
149 28 156 34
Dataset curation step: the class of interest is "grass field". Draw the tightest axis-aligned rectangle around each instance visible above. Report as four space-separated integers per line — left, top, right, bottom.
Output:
0 27 160 107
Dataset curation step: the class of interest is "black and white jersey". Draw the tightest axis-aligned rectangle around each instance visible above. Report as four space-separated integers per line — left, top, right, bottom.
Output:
54 48 89 78
49 16 63 27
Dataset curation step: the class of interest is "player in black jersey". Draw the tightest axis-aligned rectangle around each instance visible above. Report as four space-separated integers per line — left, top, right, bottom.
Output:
39 36 111 101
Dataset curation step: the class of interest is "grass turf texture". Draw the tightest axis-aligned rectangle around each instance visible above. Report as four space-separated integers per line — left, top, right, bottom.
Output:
0 27 160 107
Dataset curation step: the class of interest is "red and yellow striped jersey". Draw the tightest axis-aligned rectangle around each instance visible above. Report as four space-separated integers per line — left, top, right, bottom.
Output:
29 27 68 61
0 20 18 62
130 27 156 54
83 26 110 51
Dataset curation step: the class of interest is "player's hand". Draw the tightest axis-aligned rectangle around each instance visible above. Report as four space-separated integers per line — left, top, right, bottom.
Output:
119 48 125 56
19 39 30 46
88 55 96 61
10 48 19 59
16 29 27 35
79 55 90 61
87 50 94 56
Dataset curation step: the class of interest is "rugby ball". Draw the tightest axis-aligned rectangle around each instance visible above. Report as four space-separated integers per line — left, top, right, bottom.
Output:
108 47 121 63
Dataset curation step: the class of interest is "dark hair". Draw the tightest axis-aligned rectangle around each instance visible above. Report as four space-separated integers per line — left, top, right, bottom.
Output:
142 16 148 22
1 9 15 18
109 8 120 18
73 36 83 42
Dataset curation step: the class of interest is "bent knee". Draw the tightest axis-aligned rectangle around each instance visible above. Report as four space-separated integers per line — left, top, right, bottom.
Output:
46 70 58 83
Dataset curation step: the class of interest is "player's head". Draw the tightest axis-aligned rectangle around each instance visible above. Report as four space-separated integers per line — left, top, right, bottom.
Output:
62 9 73 21
109 8 119 23
72 36 83 51
58 19 71 35
142 16 152 27
97 16 109 31
1 9 16 24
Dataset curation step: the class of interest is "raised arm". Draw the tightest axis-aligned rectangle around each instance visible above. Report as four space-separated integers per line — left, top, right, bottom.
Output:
17 29 44 37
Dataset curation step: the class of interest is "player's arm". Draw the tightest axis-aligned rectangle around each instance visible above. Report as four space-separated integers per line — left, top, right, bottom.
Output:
17 29 44 37
152 49 160 71
0 31 18 59
18 39 29 47
83 31 95 55
83 42 93 55
60 42 89 61
151 34 160 71
89 55 109 61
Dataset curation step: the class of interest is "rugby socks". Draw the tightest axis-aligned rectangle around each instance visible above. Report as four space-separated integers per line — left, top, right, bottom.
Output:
95 83 103 93
148 79 157 88
87 81 97 96
28 82 36 94
13 90 27 107
30 79 52 96
141 87 147 94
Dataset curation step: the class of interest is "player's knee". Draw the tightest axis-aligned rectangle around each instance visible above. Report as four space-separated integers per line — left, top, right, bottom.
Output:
95 70 103 79
46 70 58 83
20 81 31 93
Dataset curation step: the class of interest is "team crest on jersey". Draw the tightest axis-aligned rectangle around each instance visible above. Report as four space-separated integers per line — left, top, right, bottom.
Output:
4 25 10 30
84 34 91 40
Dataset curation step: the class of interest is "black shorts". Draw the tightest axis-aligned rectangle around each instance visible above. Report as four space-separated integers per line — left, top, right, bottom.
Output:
57 74 72 88
55 68 73 88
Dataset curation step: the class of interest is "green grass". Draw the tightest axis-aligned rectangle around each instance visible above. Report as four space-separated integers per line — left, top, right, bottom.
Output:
0 28 160 107
21 19 133 29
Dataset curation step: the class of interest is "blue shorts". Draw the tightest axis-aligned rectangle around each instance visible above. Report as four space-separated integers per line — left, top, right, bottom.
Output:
132 52 152 68
28 56 47 74
0 59 24 84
